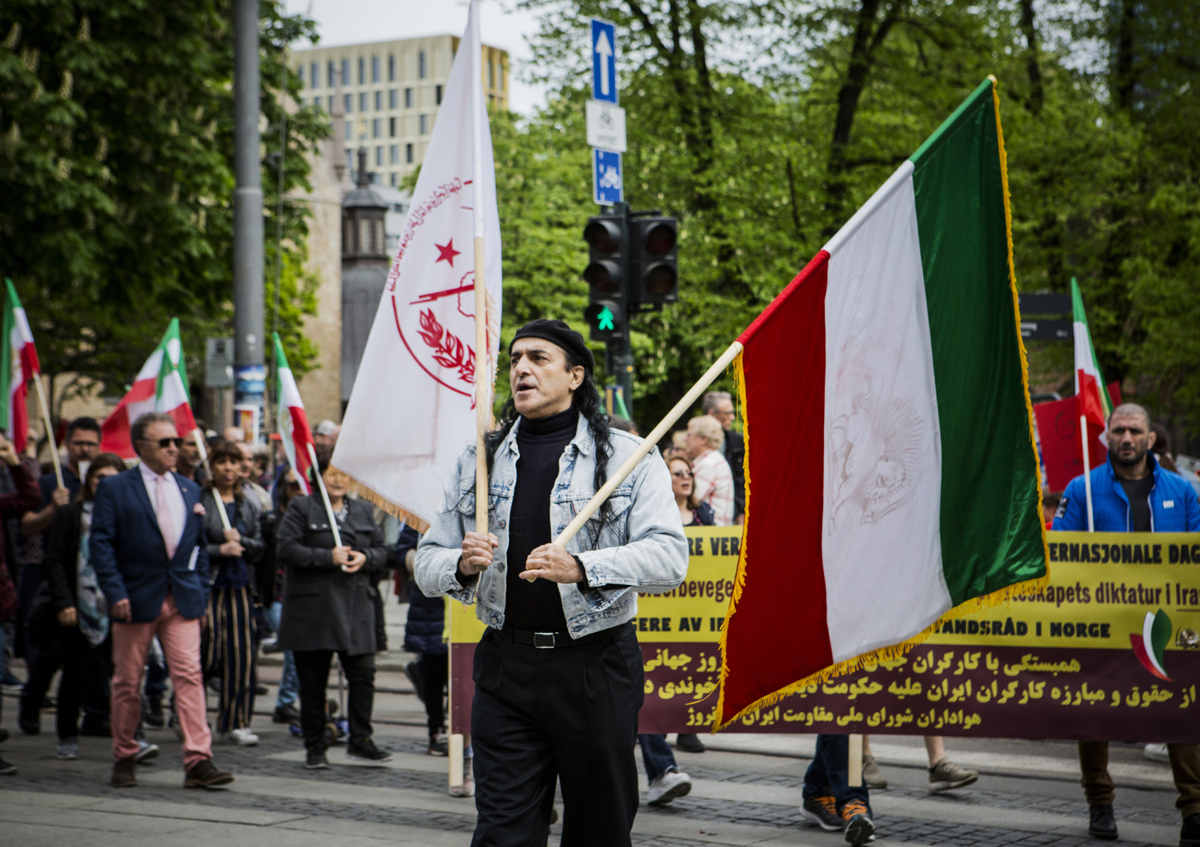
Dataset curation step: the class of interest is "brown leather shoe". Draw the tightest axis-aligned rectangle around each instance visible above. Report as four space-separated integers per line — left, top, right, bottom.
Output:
110 756 137 788
183 757 234 789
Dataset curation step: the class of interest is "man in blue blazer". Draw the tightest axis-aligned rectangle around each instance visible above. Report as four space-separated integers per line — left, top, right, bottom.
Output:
91 412 233 790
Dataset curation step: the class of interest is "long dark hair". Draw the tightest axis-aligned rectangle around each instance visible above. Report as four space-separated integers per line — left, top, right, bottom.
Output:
82 453 127 503
482 368 614 544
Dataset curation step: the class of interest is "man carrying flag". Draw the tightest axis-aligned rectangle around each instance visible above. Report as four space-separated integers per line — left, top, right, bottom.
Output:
1052 402 1200 845
101 319 197 459
415 319 688 845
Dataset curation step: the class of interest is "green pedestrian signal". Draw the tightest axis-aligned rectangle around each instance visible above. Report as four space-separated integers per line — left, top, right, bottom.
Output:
584 300 623 342
596 306 615 332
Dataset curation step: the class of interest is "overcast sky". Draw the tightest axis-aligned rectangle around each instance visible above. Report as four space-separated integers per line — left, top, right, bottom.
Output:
284 0 546 114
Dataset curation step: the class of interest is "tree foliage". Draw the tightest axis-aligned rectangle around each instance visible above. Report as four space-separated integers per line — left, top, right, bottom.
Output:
495 0 1200 447
0 1 327 414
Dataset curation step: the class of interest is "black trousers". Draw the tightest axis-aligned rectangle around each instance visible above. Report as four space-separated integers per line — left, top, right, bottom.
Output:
416 651 448 736
470 623 643 847
293 649 375 752
20 627 111 740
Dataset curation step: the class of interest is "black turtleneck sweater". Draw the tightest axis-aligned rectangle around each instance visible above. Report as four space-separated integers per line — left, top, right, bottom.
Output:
505 406 578 631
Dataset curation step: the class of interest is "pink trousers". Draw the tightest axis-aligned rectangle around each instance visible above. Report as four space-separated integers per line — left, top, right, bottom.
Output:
111 594 211 768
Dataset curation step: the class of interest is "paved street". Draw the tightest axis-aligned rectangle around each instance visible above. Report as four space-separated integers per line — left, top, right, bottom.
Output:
0 613 1184 846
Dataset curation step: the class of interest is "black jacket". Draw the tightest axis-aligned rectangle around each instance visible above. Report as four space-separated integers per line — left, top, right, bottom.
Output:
43 501 85 612
276 495 387 654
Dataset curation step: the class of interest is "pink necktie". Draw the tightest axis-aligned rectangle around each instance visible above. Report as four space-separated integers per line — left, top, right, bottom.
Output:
155 475 179 559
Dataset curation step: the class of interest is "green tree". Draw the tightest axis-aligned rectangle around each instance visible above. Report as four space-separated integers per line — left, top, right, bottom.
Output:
0 0 327 415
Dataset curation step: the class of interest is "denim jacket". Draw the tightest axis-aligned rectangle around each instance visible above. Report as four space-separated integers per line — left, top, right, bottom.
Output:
415 413 688 638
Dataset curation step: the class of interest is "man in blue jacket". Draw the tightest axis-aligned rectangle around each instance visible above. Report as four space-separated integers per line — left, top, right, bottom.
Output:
1052 403 1199 846
91 412 233 791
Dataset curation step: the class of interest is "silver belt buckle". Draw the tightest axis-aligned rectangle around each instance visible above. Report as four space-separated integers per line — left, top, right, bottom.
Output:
532 631 557 649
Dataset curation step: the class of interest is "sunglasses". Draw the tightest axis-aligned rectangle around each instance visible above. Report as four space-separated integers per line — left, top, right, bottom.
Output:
141 437 183 449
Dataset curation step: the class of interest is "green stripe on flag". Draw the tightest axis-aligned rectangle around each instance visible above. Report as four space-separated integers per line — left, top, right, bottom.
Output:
910 79 1045 604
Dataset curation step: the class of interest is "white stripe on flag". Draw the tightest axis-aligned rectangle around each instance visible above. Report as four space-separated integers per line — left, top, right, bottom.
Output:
821 166 951 662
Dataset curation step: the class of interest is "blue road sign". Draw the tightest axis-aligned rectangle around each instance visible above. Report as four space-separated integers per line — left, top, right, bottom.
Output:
591 18 617 104
593 149 622 205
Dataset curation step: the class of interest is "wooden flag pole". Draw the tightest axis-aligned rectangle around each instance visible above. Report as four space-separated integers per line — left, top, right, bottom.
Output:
1080 415 1094 532
847 734 864 788
192 430 232 533
306 441 343 549
31 376 63 489
552 339 744 549
449 0 486 793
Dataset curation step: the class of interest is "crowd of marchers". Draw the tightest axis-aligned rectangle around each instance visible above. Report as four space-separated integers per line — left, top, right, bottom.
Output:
0 342 1196 847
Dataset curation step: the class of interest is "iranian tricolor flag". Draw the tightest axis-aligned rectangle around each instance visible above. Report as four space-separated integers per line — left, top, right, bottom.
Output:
101 319 197 458
273 332 314 494
0 279 41 453
1071 277 1113 429
717 78 1048 727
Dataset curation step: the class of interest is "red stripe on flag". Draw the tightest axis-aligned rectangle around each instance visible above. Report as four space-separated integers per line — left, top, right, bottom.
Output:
289 405 315 493
10 382 29 455
19 343 39 381
1076 369 1106 428
721 251 832 725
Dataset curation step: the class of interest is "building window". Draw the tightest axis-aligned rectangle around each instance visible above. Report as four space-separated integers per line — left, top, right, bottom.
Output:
345 148 353 173
406 143 414 163
436 84 443 105
298 64 304 86
389 117 397 137
404 88 413 108
389 89 398 109
311 62 319 88
373 118 382 138
344 121 353 141
419 114 428 135
418 50 427 79
327 61 336 87
371 55 380 83
390 144 399 164
340 58 349 86
344 93 352 113
375 145 383 166
328 95 333 111
312 95 321 109
388 54 395 82
488 58 494 89
358 92 367 112
358 57 365 85
390 173 397 187
374 90 382 110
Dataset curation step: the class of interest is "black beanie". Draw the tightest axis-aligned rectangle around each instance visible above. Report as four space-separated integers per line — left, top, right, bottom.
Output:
509 319 594 375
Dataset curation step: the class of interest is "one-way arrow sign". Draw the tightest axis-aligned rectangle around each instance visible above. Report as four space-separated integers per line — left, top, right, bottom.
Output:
591 18 617 104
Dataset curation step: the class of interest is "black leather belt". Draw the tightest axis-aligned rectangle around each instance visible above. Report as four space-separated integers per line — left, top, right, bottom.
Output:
499 624 625 650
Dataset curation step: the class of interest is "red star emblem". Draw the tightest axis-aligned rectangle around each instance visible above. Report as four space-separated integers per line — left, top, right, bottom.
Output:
434 238 461 267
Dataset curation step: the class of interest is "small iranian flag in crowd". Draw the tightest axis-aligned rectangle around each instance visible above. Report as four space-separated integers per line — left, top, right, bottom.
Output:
101 318 197 458
1071 277 1113 429
273 332 315 494
0 279 41 453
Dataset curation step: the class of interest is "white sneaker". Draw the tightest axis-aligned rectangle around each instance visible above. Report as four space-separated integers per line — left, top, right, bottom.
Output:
134 739 159 763
647 769 692 806
228 728 259 747
1144 742 1169 762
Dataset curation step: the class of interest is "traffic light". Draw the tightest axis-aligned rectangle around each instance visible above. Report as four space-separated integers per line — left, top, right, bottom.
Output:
583 213 629 341
630 216 678 304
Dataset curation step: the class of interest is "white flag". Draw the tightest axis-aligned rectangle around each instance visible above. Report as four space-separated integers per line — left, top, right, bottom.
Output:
333 0 501 529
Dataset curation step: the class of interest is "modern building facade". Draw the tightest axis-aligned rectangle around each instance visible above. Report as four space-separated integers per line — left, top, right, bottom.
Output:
292 35 509 189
